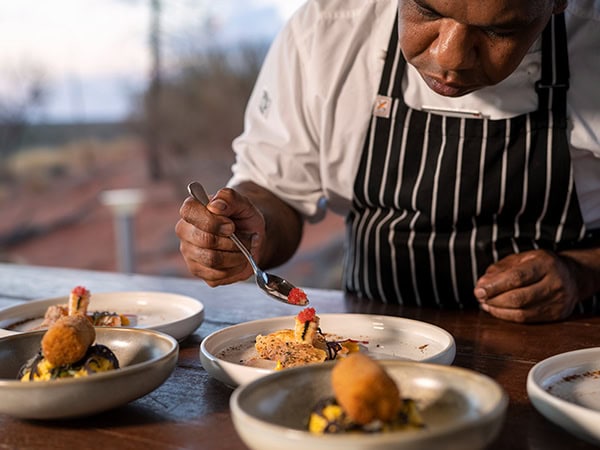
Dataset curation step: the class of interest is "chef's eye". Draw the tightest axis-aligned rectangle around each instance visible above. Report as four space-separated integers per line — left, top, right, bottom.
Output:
411 0 442 19
483 27 517 39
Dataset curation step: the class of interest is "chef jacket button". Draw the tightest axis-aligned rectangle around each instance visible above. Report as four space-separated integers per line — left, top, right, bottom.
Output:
526 62 540 76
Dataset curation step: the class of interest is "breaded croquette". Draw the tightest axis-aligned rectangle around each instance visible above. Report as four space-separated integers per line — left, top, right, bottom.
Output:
331 353 401 425
41 314 96 367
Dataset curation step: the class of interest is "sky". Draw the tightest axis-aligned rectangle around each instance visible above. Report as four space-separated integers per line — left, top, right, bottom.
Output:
0 0 305 123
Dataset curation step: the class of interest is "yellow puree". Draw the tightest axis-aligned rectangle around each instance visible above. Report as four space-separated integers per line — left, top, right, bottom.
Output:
309 398 424 434
20 357 116 382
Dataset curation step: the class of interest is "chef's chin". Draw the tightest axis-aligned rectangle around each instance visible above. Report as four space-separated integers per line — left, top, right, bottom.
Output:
422 75 477 98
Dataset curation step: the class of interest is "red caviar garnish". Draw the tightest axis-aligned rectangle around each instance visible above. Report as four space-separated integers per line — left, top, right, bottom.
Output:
297 307 316 323
288 287 308 305
71 286 89 297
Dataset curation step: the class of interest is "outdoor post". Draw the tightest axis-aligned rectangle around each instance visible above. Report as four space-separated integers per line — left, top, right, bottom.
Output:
100 189 145 274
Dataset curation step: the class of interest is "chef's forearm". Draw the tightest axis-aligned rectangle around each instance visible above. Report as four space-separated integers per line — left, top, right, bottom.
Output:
234 181 304 269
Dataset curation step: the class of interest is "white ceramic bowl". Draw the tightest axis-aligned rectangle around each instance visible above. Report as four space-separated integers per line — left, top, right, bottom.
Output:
527 347 600 446
231 360 508 450
0 291 205 341
201 314 456 387
0 327 179 419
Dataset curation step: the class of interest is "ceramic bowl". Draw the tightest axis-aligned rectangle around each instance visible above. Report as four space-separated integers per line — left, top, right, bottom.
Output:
527 347 600 446
231 360 508 450
0 327 178 419
201 313 456 387
0 291 204 341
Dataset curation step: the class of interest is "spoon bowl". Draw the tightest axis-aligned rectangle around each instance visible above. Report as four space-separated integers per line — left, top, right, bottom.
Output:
187 182 308 306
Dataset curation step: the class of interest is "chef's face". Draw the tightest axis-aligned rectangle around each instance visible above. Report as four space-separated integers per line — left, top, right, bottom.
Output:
399 0 565 97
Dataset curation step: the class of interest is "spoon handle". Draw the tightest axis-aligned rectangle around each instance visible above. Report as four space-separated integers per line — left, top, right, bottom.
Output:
187 181 210 205
187 182 260 275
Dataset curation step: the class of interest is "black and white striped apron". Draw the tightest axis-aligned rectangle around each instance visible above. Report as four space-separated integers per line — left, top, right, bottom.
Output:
344 13 590 308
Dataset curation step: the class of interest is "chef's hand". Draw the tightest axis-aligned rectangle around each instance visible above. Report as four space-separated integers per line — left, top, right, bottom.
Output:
176 181 303 287
176 186 265 286
474 249 581 323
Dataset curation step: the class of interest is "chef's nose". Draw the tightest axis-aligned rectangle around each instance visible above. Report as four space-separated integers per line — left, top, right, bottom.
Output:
431 21 477 71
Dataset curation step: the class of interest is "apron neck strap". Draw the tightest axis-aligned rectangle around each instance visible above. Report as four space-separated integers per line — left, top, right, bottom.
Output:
536 12 569 113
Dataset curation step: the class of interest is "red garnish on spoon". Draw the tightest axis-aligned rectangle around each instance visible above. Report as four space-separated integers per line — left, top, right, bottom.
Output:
288 287 309 306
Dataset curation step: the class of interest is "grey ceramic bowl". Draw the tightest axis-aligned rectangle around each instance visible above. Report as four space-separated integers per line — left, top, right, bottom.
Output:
231 360 508 450
0 327 178 419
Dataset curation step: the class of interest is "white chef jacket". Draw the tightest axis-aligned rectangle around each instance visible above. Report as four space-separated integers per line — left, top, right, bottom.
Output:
229 0 600 229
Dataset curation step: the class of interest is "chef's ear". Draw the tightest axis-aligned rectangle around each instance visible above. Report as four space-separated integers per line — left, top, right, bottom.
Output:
553 0 567 13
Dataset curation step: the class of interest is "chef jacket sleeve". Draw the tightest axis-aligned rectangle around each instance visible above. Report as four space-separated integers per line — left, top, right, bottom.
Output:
227 6 327 222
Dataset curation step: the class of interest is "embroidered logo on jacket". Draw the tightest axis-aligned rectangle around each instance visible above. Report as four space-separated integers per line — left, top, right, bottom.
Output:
259 89 272 118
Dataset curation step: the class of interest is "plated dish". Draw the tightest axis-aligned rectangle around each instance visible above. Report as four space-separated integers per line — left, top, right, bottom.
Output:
230 360 508 450
200 314 456 387
527 347 600 446
0 291 204 341
308 353 425 434
0 327 178 419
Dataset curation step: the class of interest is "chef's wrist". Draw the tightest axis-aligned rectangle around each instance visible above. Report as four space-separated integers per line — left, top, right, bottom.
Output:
558 247 600 303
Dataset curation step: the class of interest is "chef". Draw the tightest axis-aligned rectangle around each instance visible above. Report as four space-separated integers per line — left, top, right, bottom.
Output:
176 0 600 323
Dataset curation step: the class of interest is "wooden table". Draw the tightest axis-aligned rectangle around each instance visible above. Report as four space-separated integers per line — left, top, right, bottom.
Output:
0 262 598 449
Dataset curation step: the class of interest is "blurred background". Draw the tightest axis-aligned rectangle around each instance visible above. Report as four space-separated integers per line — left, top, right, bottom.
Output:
0 0 345 289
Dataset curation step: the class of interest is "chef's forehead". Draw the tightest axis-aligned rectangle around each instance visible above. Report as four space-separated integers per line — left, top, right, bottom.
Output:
399 0 557 23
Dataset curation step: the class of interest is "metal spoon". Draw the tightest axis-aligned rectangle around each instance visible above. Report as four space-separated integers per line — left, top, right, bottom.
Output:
187 182 308 306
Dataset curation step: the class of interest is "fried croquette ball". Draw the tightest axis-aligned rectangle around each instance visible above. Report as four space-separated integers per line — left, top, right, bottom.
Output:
331 353 401 425
41 314 96 366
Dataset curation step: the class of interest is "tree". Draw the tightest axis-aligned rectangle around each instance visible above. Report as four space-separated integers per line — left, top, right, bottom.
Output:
0 63 47 163
145 0 163 181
